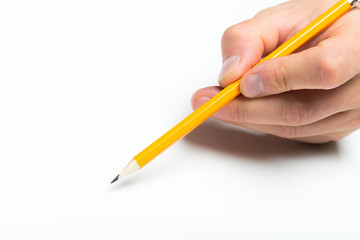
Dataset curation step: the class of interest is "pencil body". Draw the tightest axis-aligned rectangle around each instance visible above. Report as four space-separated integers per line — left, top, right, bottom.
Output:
134 80 241 167
134 0 351 168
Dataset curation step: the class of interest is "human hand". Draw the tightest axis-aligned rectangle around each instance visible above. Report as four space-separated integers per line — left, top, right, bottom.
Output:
191 0 360 143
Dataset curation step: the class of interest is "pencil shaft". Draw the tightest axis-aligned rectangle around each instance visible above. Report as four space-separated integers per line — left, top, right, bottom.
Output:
133 0 351 168
134 80 240 167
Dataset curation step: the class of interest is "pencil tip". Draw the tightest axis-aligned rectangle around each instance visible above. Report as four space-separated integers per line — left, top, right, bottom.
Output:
111 160 140 183
119 159 140 179
111 175 119 184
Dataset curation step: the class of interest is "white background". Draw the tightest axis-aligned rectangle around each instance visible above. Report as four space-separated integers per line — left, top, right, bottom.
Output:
1 0 359 239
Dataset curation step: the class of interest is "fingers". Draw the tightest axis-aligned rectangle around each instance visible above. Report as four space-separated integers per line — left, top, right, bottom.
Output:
192 74 360 127
192 87 360 142
240 33 360 98
191 77 360 143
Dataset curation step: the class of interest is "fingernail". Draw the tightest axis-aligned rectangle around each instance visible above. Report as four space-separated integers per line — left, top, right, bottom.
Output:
218 56 241 82
194 96 211 110
241 74 264 97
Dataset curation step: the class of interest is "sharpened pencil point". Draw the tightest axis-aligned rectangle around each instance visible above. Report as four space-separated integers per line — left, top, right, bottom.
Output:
110 160 140 184
111 175 119 184
119 159 140 179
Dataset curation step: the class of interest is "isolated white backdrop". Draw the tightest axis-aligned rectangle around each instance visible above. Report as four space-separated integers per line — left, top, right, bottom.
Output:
0 0 359 239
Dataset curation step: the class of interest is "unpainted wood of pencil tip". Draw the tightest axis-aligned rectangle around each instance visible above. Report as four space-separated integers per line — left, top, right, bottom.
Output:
110 159 140 184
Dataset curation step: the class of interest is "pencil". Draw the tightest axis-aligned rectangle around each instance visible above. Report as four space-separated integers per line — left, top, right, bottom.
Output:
111 0 359 183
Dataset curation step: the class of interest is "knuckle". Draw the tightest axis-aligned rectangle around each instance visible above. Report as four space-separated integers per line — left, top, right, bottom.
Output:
254 6 278 18
272 63 289 92
275 126 304 139
352 118 360 129
348 111 360 129
254 8 271 18
222 25 239 42
346 74 360 108
319 51 345 88
332 134 346 142
221 21 252 43
324 133 346 142
226 103 245 122
222 25 237 40
281 98 311 126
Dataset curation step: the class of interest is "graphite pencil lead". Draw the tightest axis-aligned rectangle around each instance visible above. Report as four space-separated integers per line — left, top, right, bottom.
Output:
110 175 119 184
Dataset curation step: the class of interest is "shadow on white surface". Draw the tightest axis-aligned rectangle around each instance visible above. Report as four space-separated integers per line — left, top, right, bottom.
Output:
184 119 338 161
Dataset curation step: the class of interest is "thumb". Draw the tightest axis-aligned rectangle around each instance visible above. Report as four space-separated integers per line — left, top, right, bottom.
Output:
218 3 310 88
218 19 279 88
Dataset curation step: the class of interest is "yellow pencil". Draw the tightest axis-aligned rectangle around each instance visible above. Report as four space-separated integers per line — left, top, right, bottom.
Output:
111 0 359 183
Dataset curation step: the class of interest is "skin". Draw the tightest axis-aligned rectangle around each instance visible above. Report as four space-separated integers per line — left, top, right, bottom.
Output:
191 0 360 143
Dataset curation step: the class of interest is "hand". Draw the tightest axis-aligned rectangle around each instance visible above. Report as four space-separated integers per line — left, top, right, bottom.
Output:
191 0 360 143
